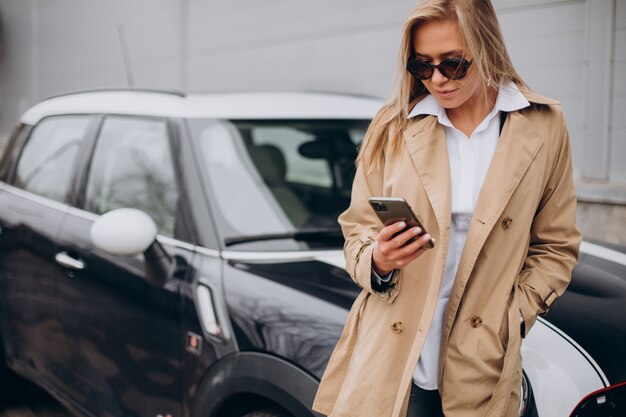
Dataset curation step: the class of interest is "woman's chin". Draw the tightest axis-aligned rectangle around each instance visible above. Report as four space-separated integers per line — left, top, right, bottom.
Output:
436 98 462 109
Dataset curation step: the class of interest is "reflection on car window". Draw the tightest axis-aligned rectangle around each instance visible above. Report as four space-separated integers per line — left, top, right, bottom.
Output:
14 116 91 203
84 117 178 237
189 118 368 249
195 120 290 237
252 127 332 188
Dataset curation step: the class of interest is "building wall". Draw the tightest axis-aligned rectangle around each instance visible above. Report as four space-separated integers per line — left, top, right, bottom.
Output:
612 0 626 183
0 0 624 243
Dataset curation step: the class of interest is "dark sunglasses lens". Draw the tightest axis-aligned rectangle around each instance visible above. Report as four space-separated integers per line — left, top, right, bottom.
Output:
439 59 469 80
407 60 433 80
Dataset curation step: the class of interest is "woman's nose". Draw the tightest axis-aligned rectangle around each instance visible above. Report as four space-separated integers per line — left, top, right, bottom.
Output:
431 67 448 84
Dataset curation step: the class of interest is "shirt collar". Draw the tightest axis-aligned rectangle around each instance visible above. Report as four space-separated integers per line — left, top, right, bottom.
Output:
407 79 531 123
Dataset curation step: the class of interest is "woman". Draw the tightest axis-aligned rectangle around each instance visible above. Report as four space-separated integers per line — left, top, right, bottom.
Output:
311 1 581 416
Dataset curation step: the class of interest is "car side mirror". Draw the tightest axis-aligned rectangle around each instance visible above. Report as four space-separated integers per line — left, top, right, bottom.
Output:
90 208 157 255
90 208 174 284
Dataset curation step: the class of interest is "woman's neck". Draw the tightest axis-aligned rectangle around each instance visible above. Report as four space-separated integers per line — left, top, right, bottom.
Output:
446 86 498 138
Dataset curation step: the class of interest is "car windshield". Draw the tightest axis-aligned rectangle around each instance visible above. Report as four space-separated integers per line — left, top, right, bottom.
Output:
187 118 369 251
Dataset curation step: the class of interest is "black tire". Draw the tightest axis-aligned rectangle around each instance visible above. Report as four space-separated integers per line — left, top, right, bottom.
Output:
241 408 291 417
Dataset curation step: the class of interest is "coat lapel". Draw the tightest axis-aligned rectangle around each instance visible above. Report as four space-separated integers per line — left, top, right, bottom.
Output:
459 111 544 277
438 110 545 381
401 115 452 236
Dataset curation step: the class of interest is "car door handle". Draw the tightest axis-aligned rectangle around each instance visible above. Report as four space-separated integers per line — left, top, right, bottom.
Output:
55 252 85 270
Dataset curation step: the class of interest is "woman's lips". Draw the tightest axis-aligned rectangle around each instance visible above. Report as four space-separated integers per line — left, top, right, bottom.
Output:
436 89 458 98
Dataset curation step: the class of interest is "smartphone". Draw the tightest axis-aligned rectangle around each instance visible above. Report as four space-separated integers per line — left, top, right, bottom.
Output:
368 197 435 249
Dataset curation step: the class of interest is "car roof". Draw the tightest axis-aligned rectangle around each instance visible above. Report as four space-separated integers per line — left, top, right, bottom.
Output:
20 89 384 125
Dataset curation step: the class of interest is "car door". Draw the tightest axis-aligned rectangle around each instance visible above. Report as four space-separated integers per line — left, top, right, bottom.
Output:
0 116 96 389
54 115 194 417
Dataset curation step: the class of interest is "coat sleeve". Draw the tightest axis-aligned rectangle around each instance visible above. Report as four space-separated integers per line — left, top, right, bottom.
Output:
517 108 582 337
337 113 402 303
338 160 402 303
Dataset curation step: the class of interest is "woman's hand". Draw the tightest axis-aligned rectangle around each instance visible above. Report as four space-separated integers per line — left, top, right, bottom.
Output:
372 221 431 275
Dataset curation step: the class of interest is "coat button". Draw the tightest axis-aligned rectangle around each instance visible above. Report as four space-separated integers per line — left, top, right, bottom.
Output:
470 316 483 328
502 217 513 229
391 321 403 334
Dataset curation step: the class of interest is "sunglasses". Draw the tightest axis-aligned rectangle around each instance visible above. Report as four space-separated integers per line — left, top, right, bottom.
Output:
407 57 472 80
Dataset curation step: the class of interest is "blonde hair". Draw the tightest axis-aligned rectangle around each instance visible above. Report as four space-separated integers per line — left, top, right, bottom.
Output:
357 0 526 171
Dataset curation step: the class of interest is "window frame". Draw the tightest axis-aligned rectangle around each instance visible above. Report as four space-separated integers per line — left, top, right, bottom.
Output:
0 123 31 183
8 114 100 205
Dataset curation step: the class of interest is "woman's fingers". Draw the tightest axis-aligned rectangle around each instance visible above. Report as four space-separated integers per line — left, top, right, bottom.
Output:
394 247 428 267
396 233 431 259
374 222 431 271
378 221 408 242
390 232 431 260
379 222 422 248
380 226 427 253
377 228 430 262
390 226 423 249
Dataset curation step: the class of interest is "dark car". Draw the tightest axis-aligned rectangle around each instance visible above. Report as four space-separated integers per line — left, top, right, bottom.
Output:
0 89 624 417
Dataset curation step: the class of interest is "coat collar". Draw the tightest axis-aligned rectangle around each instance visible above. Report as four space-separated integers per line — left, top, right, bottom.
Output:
517 86 560 105
407 79 532 121
406 82 559 122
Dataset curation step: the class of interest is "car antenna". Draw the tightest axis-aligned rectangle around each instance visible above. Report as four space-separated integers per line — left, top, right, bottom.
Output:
117 24 135 88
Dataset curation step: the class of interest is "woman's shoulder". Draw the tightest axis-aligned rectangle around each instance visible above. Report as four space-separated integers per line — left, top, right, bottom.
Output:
514 86 569 150
515 85 566 127
517 85 560 107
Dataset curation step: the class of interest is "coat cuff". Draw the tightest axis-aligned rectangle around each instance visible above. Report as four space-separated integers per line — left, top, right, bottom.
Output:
353 234 401 303
371 267 397 294
517 269 559 337
372 267 396 283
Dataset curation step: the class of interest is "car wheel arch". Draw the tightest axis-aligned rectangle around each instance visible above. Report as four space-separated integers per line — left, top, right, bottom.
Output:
521 317 608 416
190 351 320 417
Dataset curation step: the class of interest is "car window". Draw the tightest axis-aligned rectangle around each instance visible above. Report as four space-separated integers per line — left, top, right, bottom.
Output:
232 120 366 231
84 117 179 237
189 118 368 250
14 116 92 203
251 127 333 187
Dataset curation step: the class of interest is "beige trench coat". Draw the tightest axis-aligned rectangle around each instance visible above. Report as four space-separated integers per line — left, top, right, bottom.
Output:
312 88 582 417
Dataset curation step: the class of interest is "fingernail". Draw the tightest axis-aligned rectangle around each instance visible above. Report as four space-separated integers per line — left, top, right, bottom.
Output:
398 221 406 228
413 227 421 234
422 234 431 241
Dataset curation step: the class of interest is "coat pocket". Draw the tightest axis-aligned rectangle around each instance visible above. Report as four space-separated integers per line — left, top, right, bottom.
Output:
498 287 518 353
